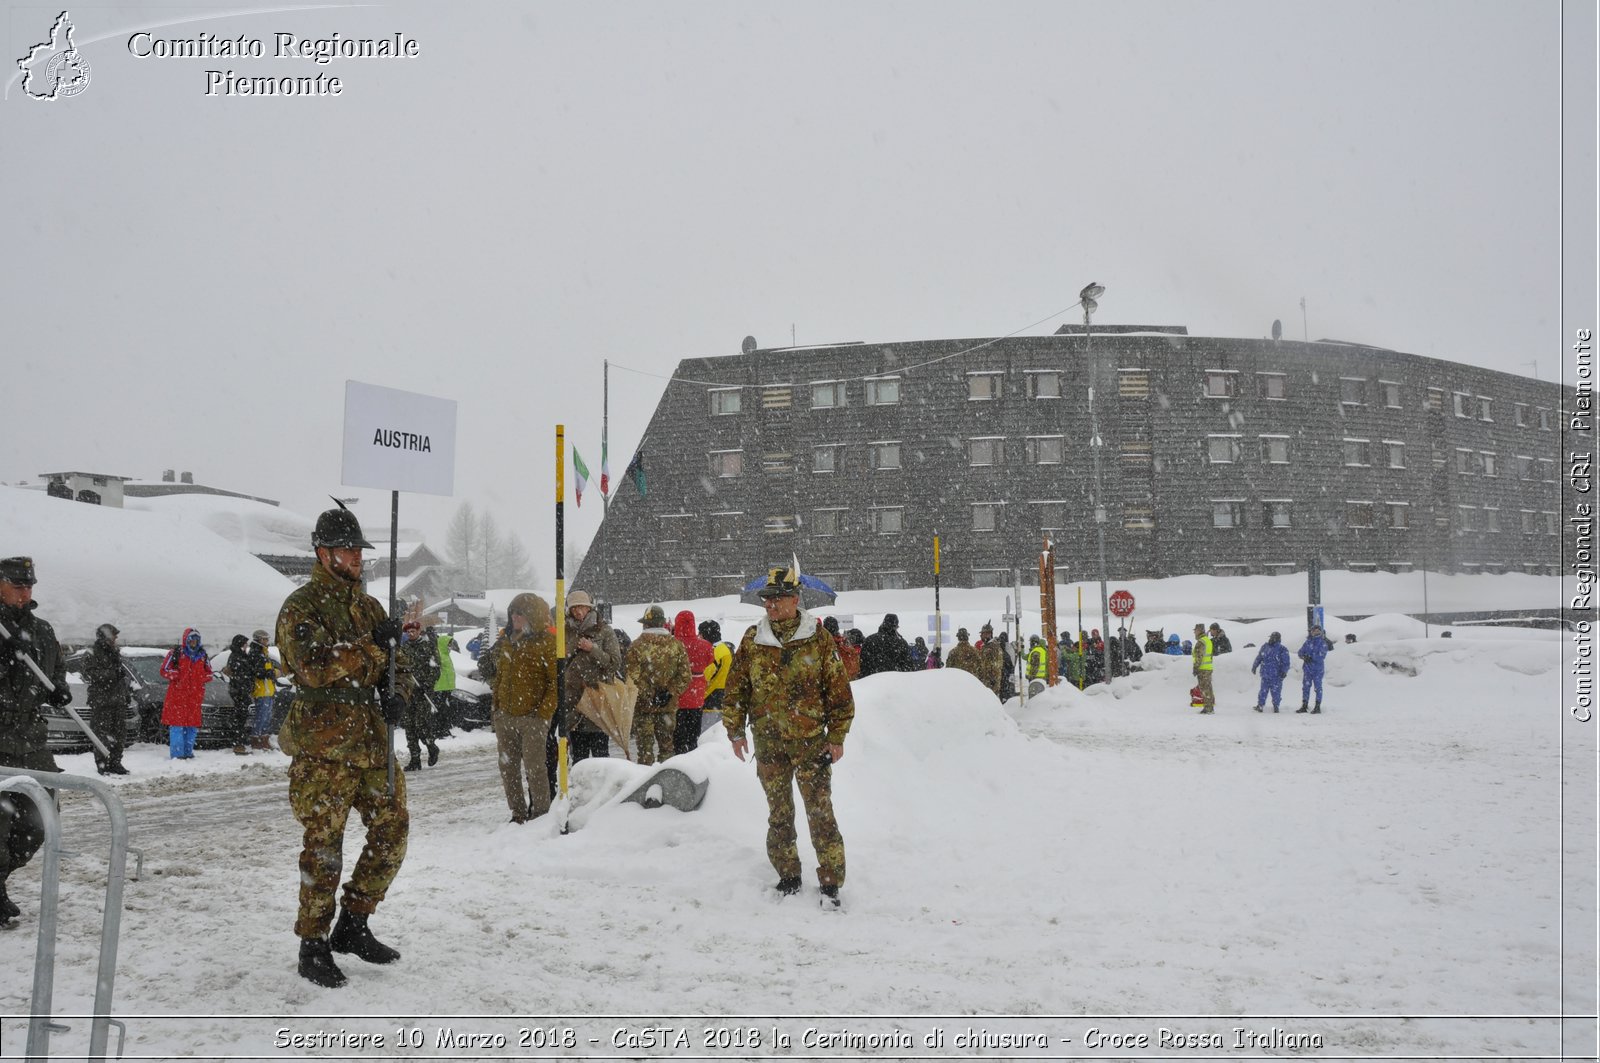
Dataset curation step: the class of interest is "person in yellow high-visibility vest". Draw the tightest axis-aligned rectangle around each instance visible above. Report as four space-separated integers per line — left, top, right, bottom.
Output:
1025 636 1049 682
1192 623 1215 714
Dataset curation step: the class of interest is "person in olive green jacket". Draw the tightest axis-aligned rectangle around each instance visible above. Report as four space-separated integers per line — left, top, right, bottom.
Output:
482 593 557 823
724 566 855 909
274 505 414 989
624 605 692 765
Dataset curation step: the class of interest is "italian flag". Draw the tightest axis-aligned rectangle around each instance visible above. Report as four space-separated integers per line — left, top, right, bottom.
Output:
573 446 590 507
600 438 610 497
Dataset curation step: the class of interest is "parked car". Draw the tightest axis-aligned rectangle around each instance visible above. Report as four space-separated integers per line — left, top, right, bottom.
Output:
117 647 239 748
47 658 142 755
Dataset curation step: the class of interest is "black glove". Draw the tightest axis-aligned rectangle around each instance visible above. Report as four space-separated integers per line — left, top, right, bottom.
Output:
50 682 72 707
652 690 673 708
381 690 406 726
372 618 403 647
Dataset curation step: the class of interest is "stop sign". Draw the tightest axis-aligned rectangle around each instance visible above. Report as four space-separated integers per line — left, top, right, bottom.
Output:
1108 590 1136 617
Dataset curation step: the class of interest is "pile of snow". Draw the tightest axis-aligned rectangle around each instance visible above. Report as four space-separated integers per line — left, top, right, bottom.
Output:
123 493 318 559
0 487 295 645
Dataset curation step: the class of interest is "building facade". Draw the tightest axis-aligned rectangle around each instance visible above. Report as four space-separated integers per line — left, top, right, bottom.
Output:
576 326 1573 604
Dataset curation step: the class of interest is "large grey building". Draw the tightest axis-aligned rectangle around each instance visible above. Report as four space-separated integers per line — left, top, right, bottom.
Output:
577 325 1572 604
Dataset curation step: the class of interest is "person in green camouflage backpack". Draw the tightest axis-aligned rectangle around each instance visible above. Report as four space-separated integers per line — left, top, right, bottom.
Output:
624 604 692 765
274 503 414 989
723 565 855 909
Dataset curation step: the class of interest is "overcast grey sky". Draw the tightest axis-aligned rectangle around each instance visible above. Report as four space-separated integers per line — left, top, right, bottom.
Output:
1 0 1581 577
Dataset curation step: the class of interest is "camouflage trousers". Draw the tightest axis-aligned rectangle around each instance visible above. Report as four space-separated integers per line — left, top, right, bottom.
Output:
753 732 845 887
632 710 675 766
288 756 409 939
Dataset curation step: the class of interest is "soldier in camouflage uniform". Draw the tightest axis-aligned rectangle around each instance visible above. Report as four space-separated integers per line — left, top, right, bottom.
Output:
974 623 1005 698
724 566 855 909
274 505 414 988
945 627 983 684
624 605 691 765
0 557 67 927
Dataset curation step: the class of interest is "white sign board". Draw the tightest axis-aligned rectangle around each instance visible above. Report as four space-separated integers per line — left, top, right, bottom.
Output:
342 381 458 496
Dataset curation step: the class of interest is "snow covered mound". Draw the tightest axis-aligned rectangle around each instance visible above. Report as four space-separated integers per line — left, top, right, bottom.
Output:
0 486 296 644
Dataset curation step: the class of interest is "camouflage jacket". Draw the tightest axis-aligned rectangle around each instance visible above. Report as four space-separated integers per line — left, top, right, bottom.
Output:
0 602 67 765
723 610 854 745
624 629 692 714
946 642 997 692
274 562 414 766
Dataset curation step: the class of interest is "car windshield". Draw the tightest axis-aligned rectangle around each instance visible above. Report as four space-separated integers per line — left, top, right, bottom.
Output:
125 656 165 686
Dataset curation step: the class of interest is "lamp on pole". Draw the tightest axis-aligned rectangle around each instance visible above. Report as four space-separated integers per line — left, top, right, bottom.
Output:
1080 282 1113 685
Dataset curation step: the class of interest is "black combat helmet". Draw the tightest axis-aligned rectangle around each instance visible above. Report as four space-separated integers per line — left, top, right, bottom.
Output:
312 499 374 550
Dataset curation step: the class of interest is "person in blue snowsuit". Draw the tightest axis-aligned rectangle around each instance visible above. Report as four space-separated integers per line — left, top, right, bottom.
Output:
1295 624 1333 713
1165 634 1184 655
1250 632 1292 712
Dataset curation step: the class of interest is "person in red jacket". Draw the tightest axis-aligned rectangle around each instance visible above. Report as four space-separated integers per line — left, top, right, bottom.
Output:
160 628 212 759
671 609 715 753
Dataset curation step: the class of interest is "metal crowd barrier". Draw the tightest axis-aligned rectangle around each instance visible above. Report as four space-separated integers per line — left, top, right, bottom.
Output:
0 767 138 1061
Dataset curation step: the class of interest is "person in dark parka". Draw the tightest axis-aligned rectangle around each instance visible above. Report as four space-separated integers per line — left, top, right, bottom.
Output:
84 623 131 774
858 614 915 677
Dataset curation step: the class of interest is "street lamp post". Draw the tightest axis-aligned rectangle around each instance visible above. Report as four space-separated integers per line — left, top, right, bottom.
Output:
1080 282 1113 685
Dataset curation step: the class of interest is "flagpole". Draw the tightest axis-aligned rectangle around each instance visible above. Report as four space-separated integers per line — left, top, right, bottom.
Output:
601 359 609 607
554 424 570 834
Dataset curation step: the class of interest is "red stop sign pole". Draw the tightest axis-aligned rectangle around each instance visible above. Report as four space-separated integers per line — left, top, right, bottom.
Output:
1109 590 1136 618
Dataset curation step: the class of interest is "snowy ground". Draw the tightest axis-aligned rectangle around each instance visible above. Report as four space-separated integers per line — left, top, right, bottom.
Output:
1 610 1590 1061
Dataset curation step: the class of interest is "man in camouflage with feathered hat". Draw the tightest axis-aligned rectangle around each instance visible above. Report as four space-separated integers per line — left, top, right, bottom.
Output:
274 503 413 988
723 564 855 909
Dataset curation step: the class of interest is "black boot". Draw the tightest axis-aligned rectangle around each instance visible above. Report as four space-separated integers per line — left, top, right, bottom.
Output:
427 742 439 766
298 937 347 987
1296 703 1309 713
774 876 802 896
819 884 841 910
329 908 400 964
0 880 19 922
404 754 421 772
1311 704 1322 714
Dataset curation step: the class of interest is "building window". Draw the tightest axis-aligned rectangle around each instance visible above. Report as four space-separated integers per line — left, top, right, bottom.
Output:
1212 564 1248 578
1025 436 1064 464
812 509 845 537
1546 512 1559 535
1517 455 1535 480
1477 396 1493 421
1261 436 1290 464
865 377 901 406
971 568 1012 588
1389 561 1414 574
811 571 849 593
1263 562 1297 576
1453 392 1472 418
1124 515 1156 532
764 515 797 535
812 445 840 474
1386 442 1406 469
762 385 793 410
1340 378 1366 405
657 514 695 542
1031 501 1066 530
1521 510 1537 534
1386 503 1410 530
1456 448 1476 475
872 507 904 535
710 388 742 416
1263 500 1292 529
709 450 743 477
1538 407 1553 430
1347 501 1374 528
1203 371 1237 398
810 381 846 409
969 438 1004 466
1257 373 1288 399
1348 563 1378 574
1382 381 1402 409
708 512 742 541
1425 387 1445 412
1207 436 1243 463
1457 506 1479 532
1541 458 1556 482
1212 500 1245 529
762 452 794 475
1514 403 1529 426
972 503 1001 533
871 570 907 590
1029 371 1062 399
1480 452 1497 478
1485 508 1500 532
1343 439 1371 467
968 372 1003 400
870 442 901 471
